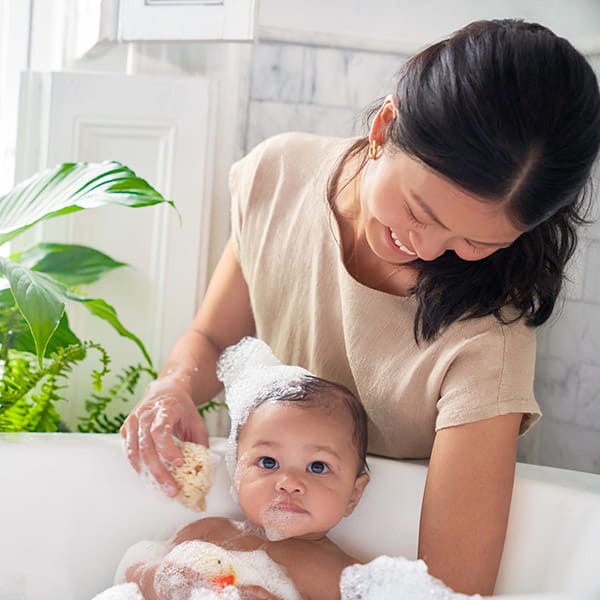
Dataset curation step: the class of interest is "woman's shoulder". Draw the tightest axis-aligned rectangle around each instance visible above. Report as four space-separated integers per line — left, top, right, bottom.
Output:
254 131 352 155
443 308 536 348
236 132 355 176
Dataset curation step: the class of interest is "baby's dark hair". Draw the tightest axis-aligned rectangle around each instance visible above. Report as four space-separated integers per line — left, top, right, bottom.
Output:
239 375 369 475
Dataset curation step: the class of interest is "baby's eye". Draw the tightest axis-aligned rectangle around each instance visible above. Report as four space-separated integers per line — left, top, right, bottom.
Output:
307 461 329 474
258 456 279 470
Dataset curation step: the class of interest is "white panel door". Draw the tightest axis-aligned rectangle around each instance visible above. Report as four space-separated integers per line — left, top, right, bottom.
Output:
15 70 216 424
119 0 256 42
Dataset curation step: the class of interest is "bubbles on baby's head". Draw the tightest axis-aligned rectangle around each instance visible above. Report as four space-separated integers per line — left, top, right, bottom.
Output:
216 337 311 498
217 337 310 427
340 556 482 600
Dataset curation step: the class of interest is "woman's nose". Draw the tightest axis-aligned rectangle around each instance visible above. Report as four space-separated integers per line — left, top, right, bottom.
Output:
276 470 305 494
409 230 448 261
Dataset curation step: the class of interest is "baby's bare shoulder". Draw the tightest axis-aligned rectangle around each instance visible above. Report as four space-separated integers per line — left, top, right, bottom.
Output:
171 516 239 545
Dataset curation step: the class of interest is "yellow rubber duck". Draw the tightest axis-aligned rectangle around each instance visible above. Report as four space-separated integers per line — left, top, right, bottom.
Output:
165 540 302 599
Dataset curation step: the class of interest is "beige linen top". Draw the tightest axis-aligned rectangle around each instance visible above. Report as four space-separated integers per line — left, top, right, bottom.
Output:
229 132 541 459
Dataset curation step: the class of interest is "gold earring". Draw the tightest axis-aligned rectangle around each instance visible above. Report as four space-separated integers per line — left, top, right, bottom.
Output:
369 140 381 160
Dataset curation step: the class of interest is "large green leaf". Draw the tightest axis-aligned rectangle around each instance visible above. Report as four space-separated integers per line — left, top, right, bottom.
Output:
0 260 152 368
0 258 66 365
0 161 176 246
10 243 127 286
5 311 80 357
66 294 152 367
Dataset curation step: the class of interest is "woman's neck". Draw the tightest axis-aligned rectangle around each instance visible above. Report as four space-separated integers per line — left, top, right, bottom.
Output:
332 154 417 297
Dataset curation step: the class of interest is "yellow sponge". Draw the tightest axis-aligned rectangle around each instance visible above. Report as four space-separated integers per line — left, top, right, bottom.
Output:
168 442 214 511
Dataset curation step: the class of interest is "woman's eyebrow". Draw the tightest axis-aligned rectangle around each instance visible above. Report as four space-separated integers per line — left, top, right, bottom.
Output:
410 191 514 247
411 191 451 230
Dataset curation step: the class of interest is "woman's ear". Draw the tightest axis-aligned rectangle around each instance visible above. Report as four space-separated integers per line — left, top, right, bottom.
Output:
369 94 398 146
344 472 370 517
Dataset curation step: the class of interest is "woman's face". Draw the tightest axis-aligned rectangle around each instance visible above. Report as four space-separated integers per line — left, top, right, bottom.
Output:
358 95 524 266
359 149 523 264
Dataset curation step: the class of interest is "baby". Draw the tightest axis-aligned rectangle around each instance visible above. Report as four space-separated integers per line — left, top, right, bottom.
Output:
121 338 370 600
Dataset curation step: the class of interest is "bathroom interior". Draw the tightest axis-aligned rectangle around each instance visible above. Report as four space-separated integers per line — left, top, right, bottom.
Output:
0 1 599 599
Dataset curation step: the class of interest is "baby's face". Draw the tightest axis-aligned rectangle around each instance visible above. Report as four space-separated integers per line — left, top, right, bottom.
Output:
235 401 369 541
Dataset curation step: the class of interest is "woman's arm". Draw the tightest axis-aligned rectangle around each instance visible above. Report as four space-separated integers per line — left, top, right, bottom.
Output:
418 412 522 595
121 237 256 494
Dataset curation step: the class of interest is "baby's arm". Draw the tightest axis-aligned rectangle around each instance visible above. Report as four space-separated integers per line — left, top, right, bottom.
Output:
119 518 218 599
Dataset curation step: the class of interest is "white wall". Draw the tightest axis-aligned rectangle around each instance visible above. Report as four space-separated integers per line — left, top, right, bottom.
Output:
258 0 600 53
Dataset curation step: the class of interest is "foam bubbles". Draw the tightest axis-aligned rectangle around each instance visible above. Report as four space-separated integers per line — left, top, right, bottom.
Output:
113 540 170 584
216 337 311 497
260 504 301 542
340 556 482 600
155 540 301 600
188 588 240 600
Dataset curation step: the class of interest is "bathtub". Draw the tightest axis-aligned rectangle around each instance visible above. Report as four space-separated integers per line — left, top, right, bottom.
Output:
0 433 599 600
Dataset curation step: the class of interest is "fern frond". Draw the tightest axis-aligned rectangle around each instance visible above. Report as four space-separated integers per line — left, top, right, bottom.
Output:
78 363 156 433
0 341 107 432
198 399 227 417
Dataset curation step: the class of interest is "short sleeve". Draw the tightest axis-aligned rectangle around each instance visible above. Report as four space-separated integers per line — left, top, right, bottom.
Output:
435 318 542 436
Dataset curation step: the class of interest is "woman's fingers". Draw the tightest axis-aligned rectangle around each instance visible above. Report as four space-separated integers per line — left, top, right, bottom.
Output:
175 407 210 448
137 407 180 496
120 376 211 498
151 406 186 468
120 413 141 473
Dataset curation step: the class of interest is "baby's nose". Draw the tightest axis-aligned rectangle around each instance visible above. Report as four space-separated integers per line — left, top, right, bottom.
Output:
276 470 305 494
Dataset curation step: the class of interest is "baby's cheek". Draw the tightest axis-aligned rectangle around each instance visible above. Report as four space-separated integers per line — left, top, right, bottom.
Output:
234 454 254 492
237 485 260 521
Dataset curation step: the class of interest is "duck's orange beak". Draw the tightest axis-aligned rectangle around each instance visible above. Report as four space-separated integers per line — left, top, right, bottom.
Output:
211 573 235 589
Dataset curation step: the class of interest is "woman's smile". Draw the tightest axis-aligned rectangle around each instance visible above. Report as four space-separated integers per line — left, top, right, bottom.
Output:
388 227 417 257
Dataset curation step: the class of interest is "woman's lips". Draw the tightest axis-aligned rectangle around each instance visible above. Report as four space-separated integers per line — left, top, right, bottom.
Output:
388 227 417 257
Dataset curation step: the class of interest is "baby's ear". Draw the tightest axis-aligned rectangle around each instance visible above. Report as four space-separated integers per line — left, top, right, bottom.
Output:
344 472 370 516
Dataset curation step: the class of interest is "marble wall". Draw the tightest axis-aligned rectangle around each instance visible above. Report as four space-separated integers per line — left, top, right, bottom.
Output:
246 42 408 150
246 39 600 473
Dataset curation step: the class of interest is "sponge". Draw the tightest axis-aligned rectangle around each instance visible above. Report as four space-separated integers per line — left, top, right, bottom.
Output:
168 441 214 511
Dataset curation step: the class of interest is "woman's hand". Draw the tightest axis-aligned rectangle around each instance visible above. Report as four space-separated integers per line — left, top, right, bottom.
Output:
121 238 255 497
120 372 208 497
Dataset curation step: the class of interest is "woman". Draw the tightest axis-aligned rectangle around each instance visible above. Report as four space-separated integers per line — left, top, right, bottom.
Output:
121 19 600 595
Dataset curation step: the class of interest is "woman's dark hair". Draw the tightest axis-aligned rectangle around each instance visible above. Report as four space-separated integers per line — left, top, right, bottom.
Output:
329 19 600 342
244 375 369 475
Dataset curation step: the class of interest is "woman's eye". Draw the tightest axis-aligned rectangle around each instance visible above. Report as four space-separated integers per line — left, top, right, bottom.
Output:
258 456 278 470
465 240 486 254
405 205 427 229
307 461 329 474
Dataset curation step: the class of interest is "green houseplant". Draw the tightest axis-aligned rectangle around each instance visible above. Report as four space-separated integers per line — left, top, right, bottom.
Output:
0 161 174 432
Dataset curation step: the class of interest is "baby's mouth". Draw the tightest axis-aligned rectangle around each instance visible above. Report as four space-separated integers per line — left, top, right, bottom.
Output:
270 500 306 514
